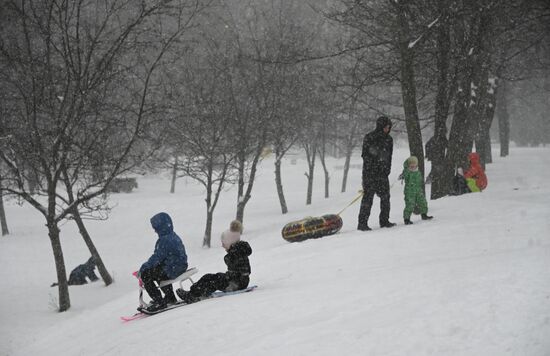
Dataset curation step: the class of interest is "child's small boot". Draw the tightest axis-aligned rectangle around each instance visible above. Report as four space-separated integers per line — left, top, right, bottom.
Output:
176 288 200 304
421 214 433 220
404 219 413 225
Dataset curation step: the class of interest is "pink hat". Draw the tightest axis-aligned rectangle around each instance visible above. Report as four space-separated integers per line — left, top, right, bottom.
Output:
221 230 241 250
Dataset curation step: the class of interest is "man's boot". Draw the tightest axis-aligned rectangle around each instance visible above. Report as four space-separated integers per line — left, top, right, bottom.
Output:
357 223 372 231
380 221 396 228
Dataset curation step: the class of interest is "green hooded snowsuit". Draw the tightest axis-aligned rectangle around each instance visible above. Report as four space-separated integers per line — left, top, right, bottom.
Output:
401 157 428 220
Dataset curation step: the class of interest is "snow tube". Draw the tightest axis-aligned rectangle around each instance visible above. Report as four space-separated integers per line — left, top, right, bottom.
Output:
281 214 343 242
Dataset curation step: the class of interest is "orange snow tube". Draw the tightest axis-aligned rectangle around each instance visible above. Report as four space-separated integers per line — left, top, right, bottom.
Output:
281 214 343 242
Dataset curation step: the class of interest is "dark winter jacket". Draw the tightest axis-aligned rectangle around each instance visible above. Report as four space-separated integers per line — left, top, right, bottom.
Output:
361 116 393 182
139 212 188 279
224 240 252 286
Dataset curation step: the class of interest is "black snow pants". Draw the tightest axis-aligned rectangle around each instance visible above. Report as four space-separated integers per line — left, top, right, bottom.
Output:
189 272 250 298
357 175 391 228
141 265 176 302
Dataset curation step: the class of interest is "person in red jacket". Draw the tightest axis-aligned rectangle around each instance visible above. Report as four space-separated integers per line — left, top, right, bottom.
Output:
463 152 487 192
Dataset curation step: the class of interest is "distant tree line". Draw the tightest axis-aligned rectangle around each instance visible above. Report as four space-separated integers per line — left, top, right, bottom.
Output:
328 0 550 199
0 0 210 311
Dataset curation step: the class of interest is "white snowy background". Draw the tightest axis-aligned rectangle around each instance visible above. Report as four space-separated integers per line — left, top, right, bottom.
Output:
1 144 549 356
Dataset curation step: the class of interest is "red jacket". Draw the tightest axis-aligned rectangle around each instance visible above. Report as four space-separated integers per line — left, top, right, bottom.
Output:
463 152 487 190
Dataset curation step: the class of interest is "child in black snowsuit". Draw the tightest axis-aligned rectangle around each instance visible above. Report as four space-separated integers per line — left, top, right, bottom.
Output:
176 239 252 304
51 256 98 287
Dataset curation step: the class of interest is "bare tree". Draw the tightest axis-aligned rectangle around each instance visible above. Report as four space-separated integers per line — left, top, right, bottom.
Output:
302 133 318 206
270 73 303 213
317 108 337 199
0 171 8 236
496 80 510 157
161 20 238 247
249 1 312 214
226 3 281 224
0 0 206 311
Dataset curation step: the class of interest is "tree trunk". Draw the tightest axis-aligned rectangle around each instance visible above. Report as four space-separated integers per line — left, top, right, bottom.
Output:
305 145 316 205
476 77 497 167
430 4 452 200
62 170 112 285
203 206 213 248
497 80 510 157
341 144 352 193
71 209 113 285
470 12 494 169
170 155 178 193
201 161 228 248
445 8 494 191
318 148 330 199
472 73 491 169
446 16 478 174
323 165 329 199
203 175 214 248
447 72 472 170
28 171 39 195
396 3 426 181
480 131 492 164
236 152 246 223
47 218 70 311
235 143 263 225
0 175 9 235
274 156 288 214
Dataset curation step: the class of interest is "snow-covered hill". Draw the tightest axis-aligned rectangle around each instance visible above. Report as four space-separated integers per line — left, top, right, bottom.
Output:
1 146 549 356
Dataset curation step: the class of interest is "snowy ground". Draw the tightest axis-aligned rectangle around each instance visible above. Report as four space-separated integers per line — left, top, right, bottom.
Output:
1 144 549 356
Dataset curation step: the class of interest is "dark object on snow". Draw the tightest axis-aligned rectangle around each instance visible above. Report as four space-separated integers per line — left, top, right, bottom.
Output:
106 177 138 193
51 257 98 287
451 174 470 196
281 214 343 242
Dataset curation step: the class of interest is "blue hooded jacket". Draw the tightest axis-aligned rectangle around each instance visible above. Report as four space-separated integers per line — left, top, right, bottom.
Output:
139 212 188 279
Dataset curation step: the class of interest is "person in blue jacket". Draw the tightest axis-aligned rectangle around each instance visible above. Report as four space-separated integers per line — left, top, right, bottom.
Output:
138 212 188 313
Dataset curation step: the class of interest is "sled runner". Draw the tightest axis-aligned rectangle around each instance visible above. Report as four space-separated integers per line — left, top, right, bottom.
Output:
121 285 258 322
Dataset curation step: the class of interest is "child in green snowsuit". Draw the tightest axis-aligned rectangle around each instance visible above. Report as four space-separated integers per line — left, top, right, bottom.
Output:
400 156 433 225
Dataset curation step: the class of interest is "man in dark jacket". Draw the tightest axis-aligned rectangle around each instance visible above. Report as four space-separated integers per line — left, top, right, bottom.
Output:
139 212 188 312
357 116 396 230
176 240 252 304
